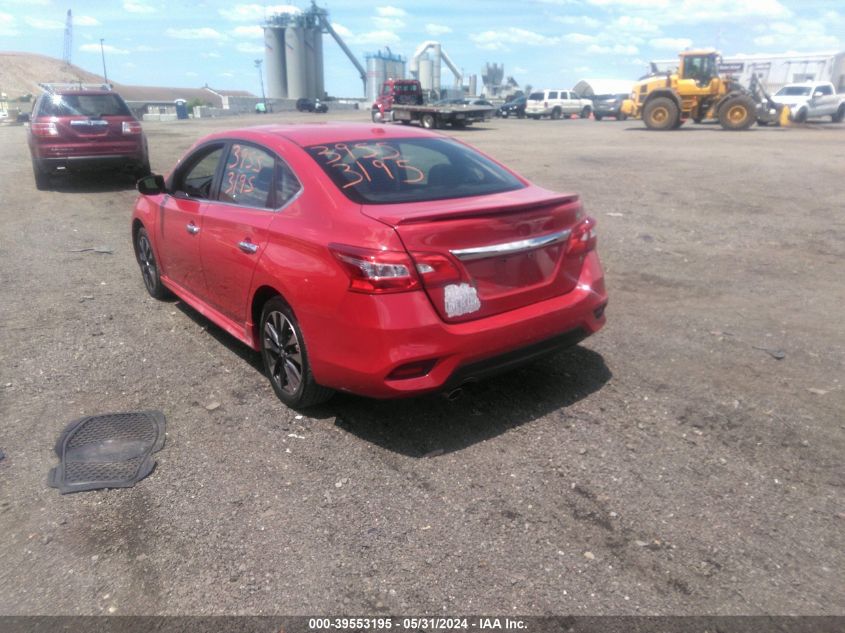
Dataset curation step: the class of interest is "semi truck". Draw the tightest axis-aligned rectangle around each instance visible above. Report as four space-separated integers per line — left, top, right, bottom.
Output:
371 79 494 129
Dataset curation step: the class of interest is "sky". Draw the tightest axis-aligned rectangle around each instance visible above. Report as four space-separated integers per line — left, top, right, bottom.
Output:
0 0 842 98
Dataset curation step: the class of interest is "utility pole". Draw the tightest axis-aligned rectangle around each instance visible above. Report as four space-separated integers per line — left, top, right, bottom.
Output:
255 59 266 111
100 38 109 86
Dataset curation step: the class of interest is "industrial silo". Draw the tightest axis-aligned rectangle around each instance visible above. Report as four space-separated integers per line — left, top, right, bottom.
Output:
366 55 386 104
285 26 307 100
418 57 434 92
264 26 287 99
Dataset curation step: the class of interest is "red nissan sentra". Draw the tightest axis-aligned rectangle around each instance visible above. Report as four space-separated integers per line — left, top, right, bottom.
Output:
132 123 607 408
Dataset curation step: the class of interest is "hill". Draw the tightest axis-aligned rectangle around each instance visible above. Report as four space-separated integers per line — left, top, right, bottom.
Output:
0 51 108 98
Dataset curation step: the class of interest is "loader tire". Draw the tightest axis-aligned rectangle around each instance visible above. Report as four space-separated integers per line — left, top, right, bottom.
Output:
719 95 756 130
643 97 679 130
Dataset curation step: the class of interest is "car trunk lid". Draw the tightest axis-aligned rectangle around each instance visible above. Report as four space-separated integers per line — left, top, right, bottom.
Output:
362 187 586 323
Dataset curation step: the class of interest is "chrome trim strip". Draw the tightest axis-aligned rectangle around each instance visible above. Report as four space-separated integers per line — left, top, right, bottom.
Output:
450 228 571 262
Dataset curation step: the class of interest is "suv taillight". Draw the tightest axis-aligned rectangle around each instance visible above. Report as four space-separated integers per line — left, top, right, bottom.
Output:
31 120 58 137
329 244 420 294
122 121 143 135
566 216 597 257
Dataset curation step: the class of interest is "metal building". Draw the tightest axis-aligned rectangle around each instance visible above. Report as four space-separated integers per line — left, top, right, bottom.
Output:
651 51 845 93
365 49 406 104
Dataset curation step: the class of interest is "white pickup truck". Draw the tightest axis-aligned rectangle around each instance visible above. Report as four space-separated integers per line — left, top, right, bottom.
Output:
771 82 845 123
526 89 593 120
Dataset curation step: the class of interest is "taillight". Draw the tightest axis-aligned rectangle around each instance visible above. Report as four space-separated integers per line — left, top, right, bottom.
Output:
31 120 58 137
329 244 420 294
411 253 462 287
122 120 143 135
566 216 597 256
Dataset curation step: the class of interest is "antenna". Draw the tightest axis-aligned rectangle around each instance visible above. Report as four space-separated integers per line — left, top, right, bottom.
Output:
63 9 73 66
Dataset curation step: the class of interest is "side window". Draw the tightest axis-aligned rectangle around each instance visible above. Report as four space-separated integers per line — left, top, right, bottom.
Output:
548 91 558 100
176 146 225 199
219 143 276 208
275 159 302 207
816 85 833 96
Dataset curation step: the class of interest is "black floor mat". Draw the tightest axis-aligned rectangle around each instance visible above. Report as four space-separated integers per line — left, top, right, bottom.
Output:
48 411 166 494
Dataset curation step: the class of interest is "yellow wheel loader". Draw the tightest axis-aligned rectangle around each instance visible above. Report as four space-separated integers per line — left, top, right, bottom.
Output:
621 50 784 131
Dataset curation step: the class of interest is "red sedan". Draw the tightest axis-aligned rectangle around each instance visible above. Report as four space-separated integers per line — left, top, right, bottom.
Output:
132 123 607 408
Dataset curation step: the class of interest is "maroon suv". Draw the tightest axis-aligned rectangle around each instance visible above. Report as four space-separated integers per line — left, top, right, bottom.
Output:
28 85 150 189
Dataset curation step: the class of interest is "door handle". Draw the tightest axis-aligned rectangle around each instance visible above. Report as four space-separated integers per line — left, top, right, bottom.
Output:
238 240 259 254
186 223 200 235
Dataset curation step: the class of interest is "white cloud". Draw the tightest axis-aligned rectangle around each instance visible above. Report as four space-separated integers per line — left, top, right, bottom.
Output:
587 43 639 55
425 23 452 36
650 37 693 50
166 27 227 40
222 4 300 22
75 16 101 27
186 71 199 77
220 72 235 78
752 18 840 50
471 28 560 51
236 42 264 53
201 52 222 58
25 17 64 29
554 15 602 29
135 45 158 52
354 29 401 45
589 0 670 6
123 1 155 13
233 25 263 37
612 15 659 33
374 17 405 29
376 6 406 17
0 12 18 36
563 32 598 44
674 0 790 22
331 23 353 39
80 43 129 55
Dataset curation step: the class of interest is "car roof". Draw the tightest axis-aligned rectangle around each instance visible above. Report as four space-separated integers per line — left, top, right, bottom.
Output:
199 122 442 148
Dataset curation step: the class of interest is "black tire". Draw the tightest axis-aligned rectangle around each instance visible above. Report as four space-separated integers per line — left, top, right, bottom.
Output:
260 297 333 409
618 112 627 121
580 106 591 119
32 159 49 191
791 107 807 123
643 96 679 130
452 119 466 128
594 114 603 121
718 95 756 130
371 109 382 123
832 104 845 123
517 111 525 119
134 158 151 181
421 113 436 129
134 226 170 300
757 120 770 126
550 107 561 120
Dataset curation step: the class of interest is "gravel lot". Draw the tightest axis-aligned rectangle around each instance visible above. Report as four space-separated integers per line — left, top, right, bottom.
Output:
0 112 842 616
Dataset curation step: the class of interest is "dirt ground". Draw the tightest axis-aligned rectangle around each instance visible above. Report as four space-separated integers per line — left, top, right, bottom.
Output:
0 111 842 616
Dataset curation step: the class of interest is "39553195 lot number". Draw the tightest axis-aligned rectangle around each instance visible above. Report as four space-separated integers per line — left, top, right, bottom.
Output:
308 618 394 630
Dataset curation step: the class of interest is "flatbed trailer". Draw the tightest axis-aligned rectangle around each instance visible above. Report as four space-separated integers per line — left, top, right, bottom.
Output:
373 103 494 129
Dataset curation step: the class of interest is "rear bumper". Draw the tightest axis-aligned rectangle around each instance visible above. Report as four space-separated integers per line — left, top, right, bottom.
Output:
306 251 607 398
34 154 145 173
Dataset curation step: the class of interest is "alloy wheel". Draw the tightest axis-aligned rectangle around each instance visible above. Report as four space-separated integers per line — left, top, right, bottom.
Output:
263 311 303 396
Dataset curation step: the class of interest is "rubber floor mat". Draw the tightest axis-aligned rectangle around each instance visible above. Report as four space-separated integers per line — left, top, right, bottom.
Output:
48 411 166 494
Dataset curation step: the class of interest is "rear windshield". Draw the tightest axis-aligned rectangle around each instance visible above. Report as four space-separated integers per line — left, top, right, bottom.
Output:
775 86 812 96
38 93 131 117
305 137 525 204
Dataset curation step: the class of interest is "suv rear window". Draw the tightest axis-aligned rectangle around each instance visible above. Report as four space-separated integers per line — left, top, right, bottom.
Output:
38 93 131 117
306 137 524 205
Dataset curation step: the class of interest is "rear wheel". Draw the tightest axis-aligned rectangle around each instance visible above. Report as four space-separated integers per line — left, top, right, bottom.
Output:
594 114 603 121
617 112 627 121
421 113 436 129
791 106 807 123
580 106 591 119
643 97 679 130
832 104 845 123
551 107 561 120
32 159 49 191
260 297 333 409
134 158 151 181
718 95 756 130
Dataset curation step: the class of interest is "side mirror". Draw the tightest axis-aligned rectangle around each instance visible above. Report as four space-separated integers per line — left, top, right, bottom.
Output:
137 174 166 195
812 91 823 98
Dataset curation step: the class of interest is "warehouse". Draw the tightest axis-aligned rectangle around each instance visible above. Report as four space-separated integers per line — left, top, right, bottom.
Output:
652 50 845 93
